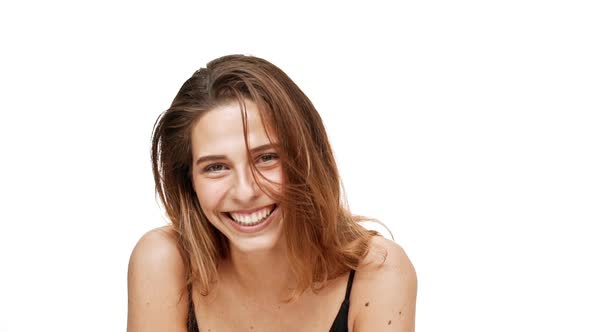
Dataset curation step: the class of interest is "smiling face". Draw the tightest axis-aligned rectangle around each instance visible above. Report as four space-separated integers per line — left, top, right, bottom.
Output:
190 99 284 254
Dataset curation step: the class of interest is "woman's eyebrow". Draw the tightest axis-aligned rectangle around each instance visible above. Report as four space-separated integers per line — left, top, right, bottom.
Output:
250 143 278 155
195 143 278 165
195 154 226 165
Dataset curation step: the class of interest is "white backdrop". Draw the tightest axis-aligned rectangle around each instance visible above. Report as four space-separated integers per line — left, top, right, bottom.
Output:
1 1 588 331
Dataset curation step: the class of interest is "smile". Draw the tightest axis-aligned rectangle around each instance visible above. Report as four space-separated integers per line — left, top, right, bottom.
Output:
224 204 278 226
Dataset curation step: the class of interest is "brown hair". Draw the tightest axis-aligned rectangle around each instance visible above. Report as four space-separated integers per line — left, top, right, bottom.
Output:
151 54 382 300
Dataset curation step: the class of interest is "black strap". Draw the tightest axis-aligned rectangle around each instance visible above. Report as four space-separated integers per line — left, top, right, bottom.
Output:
187 284 198 332
344 270 356 302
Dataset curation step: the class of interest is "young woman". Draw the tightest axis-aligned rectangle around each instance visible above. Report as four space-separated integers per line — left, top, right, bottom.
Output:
127 55 417 332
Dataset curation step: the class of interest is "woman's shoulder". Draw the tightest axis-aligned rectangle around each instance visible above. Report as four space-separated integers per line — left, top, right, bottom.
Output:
350 236 417 331
127 226 189 331
128 225 186 285
359 236 415 271
129 225 185 274
132 225 180 250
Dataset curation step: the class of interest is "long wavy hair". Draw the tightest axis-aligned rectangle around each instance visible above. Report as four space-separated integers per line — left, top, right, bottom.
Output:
151 54 382 301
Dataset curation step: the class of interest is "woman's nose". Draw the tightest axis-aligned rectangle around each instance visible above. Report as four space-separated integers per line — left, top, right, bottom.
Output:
231 168 261 202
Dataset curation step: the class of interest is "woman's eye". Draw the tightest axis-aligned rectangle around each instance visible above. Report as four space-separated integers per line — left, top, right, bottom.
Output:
257 153 279 163
204 164 227 172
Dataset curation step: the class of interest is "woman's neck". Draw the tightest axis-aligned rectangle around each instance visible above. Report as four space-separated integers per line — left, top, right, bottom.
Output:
222 239 296 302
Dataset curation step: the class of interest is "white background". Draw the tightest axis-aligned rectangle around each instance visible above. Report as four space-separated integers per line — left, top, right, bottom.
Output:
1 1 589 331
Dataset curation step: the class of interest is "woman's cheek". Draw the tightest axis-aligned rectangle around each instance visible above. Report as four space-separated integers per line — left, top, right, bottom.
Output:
263 167 284 191
195 179 226 211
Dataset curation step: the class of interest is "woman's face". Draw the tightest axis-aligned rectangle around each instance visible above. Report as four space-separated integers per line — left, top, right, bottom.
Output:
191 99 284 254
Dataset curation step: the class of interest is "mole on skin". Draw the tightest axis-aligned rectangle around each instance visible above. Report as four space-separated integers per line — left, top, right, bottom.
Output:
364 302 370 307
388 320 392 325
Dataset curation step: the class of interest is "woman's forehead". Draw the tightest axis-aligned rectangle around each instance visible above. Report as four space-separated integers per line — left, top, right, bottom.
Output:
191 100 278 157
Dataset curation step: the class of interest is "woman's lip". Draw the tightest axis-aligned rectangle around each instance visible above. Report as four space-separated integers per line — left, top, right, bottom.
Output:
223 204 280 234
224 203 276 214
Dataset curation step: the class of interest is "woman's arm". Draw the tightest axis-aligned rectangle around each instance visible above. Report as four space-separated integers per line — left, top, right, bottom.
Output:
127 226 189 332
353 237 418 332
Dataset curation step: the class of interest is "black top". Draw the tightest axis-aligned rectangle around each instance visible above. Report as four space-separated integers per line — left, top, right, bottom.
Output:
188 270 356 332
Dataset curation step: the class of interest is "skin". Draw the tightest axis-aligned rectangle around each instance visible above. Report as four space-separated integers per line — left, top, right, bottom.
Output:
127 100 417 331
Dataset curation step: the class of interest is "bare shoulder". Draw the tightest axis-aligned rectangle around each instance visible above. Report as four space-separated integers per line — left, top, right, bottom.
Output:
129 225 184 269
351 236 417 332
360 236 416 274
127 225 189 332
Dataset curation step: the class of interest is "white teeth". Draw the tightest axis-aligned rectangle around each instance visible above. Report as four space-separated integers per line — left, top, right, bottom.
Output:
229 206 273 225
